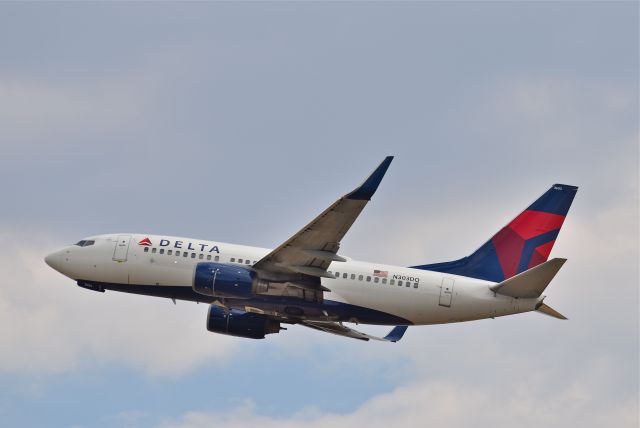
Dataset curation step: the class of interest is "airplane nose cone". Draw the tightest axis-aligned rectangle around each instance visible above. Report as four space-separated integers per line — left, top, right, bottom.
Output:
45 251 62 272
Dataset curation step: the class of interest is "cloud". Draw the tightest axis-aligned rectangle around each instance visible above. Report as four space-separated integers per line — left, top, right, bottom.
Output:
158 366 638 428
0 231 238 376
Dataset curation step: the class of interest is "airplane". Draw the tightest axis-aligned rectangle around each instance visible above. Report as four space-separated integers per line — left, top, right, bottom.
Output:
45 157 577 342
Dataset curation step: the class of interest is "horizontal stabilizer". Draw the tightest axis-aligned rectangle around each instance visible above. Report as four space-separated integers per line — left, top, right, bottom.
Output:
490 258 566 298
536 303 568 320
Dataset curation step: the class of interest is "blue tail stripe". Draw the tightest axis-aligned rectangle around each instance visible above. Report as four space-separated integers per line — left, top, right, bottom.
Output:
413 240 505 283
527 184 578 216
517 229 560 274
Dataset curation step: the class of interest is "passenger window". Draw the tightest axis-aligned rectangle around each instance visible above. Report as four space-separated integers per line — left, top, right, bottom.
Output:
175 251 180 256
366 276 371 282
358 275 363 281
406 283 410 287
168 250 173 255
183 252 188 258
343 273 348 279
414 283 418 288
152 248 157 254
231 258 235 262
238 259 243 263
374 277 379 283
382 278 387 284
398 280 403 286
214 256 219 261
191 253 196 258
335 272 340 278
390 279 395 285
199 254 203 259
351 274 355 280
245 260 251 265
144 247 149 253
159 249 165 254
206 255 211 260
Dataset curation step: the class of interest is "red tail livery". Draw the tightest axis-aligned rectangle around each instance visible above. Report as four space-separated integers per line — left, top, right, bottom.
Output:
412 184 578 282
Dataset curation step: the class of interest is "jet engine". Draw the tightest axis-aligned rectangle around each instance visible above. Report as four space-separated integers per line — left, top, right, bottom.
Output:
193 262 268 298
206 305 281 339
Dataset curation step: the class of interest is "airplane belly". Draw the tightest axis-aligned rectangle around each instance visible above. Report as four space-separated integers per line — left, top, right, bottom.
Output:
325 281 431 325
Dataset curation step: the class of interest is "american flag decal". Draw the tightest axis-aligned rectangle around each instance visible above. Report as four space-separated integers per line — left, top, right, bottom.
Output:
138 237 152 246
374 270 388 278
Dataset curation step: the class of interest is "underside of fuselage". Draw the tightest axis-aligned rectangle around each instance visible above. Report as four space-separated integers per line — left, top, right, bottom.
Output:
79 280 414 326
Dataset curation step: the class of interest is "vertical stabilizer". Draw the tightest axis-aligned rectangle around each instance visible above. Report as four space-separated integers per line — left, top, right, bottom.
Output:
412 184 577 282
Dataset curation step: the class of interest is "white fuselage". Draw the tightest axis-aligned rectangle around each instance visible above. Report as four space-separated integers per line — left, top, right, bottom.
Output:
45 233 542 326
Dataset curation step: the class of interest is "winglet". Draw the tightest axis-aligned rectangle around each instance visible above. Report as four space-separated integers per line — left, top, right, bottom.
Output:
346 156 394 200
384 325 408 342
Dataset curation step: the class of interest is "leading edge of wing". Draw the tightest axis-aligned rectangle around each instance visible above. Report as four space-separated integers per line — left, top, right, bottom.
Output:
251 156 394 284
346 156 394 201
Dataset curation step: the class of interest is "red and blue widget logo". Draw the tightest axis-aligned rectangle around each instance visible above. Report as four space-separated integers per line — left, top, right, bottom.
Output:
138 237 152 246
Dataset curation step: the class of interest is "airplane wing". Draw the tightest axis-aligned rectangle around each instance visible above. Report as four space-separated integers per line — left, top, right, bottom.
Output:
300 321 408 342
252 156 393 290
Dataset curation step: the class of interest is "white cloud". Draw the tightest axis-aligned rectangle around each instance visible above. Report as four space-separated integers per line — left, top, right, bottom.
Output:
0 231 238 376
158 366 638 428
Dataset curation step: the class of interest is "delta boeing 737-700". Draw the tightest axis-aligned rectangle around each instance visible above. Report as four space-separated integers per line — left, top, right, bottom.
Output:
45 157 577 342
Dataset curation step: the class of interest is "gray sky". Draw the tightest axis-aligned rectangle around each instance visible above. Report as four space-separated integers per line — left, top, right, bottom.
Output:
0 2 637 427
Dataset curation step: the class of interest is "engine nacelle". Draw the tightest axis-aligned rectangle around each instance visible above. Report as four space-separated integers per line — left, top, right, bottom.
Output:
206 305 281 339
193 262 268 298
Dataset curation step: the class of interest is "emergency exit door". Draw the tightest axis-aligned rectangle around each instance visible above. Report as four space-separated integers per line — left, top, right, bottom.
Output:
439 277 455 307
112 235 131 261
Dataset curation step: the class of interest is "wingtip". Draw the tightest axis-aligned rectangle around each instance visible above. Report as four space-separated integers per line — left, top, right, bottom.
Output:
346 156 394 200
384 325 408 342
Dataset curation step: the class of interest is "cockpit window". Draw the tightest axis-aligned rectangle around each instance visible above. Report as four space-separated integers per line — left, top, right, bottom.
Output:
74 240 95 247
75 240 87 247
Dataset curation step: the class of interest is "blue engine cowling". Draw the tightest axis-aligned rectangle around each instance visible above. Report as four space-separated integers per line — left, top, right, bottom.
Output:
207 305 281 339
193 262 267 298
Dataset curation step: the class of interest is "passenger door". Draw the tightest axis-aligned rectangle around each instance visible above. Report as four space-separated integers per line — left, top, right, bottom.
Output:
112 235 132 262
439 277 455 307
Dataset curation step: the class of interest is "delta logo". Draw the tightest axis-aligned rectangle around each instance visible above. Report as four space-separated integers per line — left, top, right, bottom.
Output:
138 237 152 246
